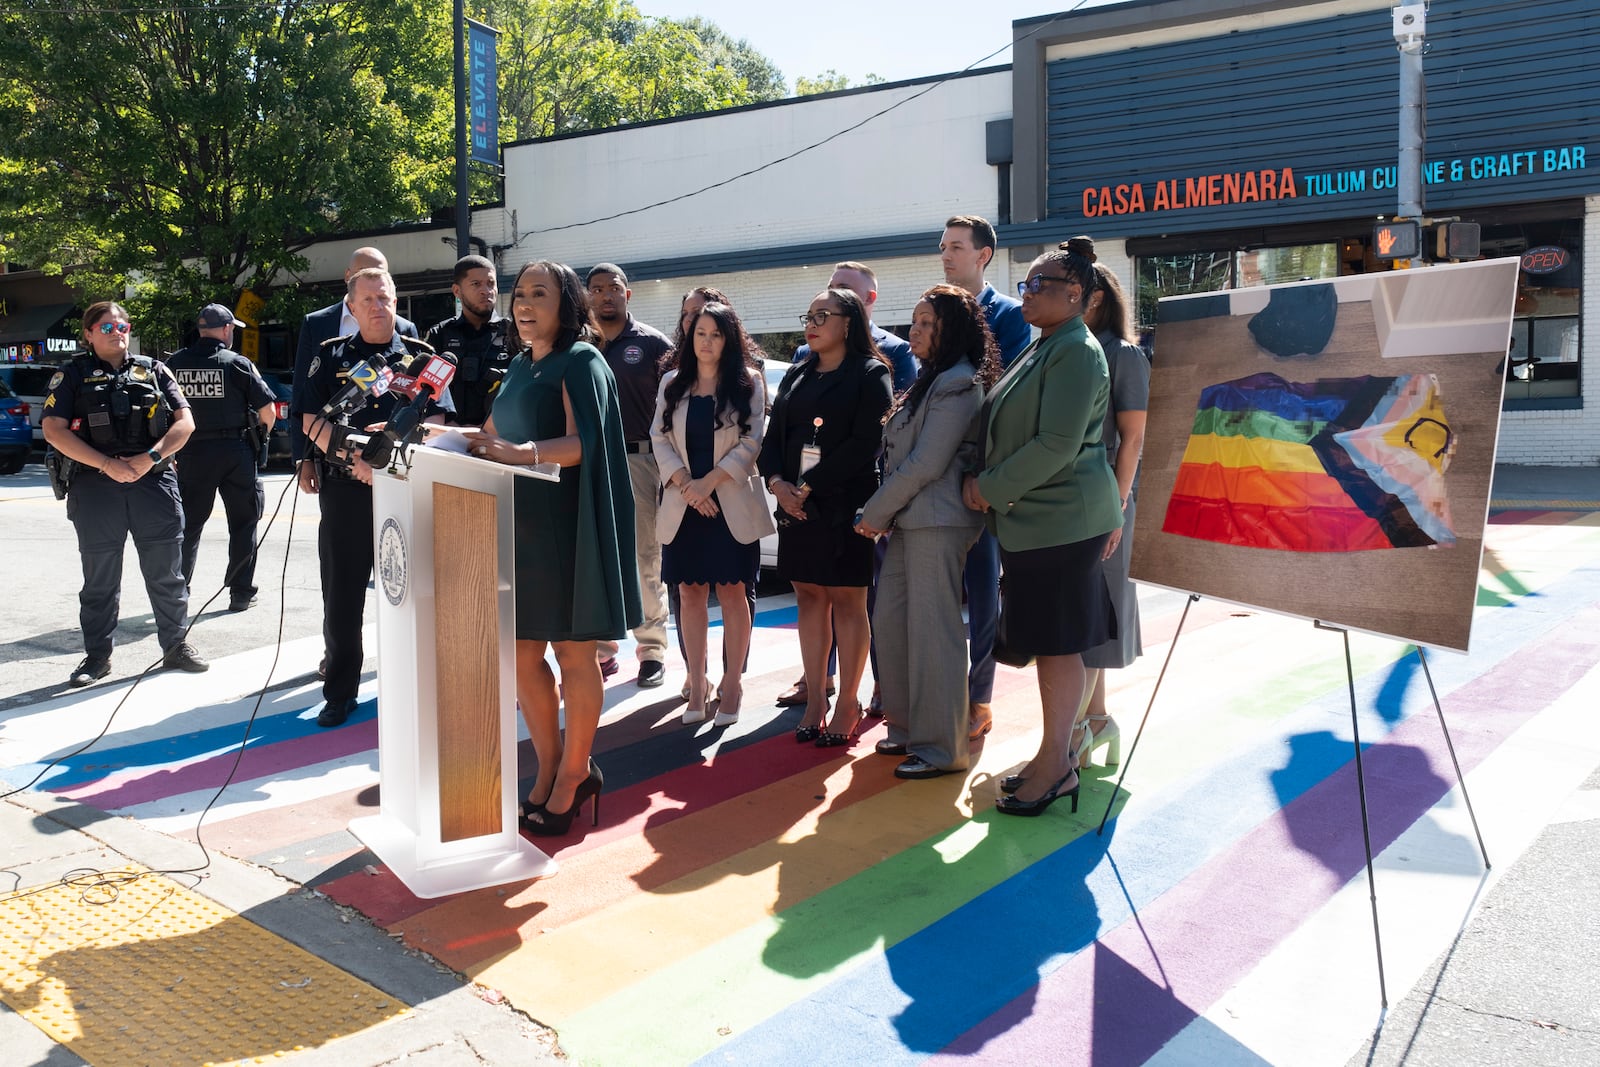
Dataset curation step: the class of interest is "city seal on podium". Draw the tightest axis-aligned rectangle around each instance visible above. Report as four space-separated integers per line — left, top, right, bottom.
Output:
378 516 408 607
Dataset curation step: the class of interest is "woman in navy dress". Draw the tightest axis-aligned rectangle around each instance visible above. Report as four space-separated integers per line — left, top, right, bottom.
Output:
651 302 773 726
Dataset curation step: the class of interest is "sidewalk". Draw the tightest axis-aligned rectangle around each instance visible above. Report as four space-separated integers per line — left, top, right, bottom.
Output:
2 463 1597 1066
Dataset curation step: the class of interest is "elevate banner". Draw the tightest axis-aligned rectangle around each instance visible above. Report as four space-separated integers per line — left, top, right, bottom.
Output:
468 19 499 167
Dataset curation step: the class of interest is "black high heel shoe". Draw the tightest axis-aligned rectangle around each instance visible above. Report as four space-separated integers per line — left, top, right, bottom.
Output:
1000 773 1027 793
816 703 864 748
795 699 829 743
995 768 1079 816
524 759 604 836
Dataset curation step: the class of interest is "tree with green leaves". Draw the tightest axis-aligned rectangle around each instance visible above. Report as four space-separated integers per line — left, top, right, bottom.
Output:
795 69 885 96
486 0 782 140
0 0 454 347
0 0 786 348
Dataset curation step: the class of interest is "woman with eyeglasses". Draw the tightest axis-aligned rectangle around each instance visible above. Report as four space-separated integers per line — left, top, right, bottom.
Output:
462 261 642 837
41 301 209 687
962 249 1122 816
854 284 998 779
652 301 773 726
758 288 894 747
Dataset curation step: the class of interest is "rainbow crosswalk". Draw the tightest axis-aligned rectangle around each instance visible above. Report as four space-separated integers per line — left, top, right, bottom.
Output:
3 508 1598 1064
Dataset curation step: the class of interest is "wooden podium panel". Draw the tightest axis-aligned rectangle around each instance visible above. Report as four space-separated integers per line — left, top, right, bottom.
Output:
353 446 557 898
432 482 501 842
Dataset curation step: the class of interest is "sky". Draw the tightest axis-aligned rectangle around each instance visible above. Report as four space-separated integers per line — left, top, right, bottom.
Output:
642 0 1118 90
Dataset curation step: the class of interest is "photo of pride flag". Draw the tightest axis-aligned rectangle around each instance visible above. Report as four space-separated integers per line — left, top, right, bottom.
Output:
1162 371 1457 552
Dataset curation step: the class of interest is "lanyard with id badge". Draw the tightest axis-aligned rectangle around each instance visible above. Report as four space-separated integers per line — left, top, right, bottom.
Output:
799 416 823 480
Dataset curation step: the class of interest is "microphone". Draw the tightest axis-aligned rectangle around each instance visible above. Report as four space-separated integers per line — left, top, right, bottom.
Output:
360 352 457 469
316 358 392 418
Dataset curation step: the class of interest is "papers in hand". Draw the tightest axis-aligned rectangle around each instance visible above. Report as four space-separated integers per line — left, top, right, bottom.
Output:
425 429 474 454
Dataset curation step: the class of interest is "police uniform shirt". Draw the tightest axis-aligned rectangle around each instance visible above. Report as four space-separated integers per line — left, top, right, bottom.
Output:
44 352 189 455
165 338 276 435
291 332 453 443
601 316 673 443
424 312 510 426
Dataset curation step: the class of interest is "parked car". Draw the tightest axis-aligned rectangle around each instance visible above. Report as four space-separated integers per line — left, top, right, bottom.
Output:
0 379 32 474
0 362 59 446
259 370 294 468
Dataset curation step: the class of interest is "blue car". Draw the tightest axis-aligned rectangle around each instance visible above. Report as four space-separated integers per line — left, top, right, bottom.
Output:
0 378 31 474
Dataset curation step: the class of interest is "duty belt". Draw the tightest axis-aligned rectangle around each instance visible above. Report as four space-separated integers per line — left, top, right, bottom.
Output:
625 440 652 455
189 428 252 441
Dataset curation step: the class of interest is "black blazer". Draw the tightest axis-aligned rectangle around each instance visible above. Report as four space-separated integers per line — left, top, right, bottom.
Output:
759 354 893 509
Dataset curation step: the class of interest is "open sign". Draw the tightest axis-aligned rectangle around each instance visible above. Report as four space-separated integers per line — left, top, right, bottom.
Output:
1520 246 1569 274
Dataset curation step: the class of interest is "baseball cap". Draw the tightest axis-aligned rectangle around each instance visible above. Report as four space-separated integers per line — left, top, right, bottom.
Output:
198 303 248 328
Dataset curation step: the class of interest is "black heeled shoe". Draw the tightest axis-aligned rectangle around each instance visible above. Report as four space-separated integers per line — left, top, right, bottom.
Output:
524 759 604 836
815 703 864 748
995 768 1079 817
795 700 829 743
1000 773 1027 793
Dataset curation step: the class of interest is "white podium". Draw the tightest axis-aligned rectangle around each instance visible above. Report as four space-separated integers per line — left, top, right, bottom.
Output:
351 445 559 897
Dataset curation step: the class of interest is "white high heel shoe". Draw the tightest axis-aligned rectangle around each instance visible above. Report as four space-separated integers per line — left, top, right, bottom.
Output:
1083 713 1122 767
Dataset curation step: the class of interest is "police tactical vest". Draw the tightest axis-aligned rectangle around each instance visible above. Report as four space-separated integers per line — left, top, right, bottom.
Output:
428 317 509 426
70 353 172 454
167 340 247 432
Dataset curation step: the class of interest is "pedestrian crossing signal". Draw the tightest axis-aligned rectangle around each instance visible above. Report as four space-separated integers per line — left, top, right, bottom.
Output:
1373 220 1421 260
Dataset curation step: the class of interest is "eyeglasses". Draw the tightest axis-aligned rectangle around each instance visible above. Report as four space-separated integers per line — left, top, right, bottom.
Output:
799 310 844 328
1017 275 1076 297
97 322 132 335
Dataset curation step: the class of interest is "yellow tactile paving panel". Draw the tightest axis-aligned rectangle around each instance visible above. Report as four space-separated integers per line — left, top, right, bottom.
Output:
0 868 407 1066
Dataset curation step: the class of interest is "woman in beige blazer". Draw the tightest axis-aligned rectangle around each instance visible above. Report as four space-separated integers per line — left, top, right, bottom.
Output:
652 302 775 726
855 285 999 779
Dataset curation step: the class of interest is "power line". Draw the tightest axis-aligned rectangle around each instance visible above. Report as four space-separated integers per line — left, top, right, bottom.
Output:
519 2 1095 240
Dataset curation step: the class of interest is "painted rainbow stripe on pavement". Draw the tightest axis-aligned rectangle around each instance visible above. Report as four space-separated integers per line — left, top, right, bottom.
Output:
7 508 1596 1064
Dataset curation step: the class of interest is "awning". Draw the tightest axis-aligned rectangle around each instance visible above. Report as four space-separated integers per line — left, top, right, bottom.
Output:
0 303 75 346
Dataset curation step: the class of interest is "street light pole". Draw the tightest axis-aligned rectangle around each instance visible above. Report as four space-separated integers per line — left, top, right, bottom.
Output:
1395 3 1427 219
452 0 471 259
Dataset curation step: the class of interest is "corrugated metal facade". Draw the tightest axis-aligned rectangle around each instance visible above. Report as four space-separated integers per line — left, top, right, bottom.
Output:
1045 0 1600 235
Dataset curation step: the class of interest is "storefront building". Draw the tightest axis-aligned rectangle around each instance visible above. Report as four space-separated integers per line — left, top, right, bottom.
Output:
1006 0 1598 465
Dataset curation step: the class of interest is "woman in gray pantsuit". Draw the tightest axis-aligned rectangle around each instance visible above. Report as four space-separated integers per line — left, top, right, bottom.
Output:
855 285 1000 779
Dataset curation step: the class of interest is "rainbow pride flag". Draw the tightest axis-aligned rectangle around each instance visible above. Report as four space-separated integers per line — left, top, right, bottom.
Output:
1163 371 1457 552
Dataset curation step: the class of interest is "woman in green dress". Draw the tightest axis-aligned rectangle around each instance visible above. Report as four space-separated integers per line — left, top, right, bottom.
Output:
463 261 641 837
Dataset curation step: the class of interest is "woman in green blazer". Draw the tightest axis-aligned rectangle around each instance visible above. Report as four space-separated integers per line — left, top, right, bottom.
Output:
962 247 1122 816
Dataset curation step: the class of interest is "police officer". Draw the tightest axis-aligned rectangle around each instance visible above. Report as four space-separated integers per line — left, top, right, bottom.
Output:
426 254 510 427
42 300 210 686
166 303 278 612
586 262 673 688
292 268 451 728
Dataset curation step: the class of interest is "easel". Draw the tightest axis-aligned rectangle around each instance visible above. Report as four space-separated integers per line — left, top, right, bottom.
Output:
1095 594 1491 1009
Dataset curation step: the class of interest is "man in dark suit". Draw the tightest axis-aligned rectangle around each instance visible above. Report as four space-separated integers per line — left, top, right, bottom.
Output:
291 246 418 497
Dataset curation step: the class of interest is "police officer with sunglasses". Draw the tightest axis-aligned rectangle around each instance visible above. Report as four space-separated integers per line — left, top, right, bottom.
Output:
42 300 210 687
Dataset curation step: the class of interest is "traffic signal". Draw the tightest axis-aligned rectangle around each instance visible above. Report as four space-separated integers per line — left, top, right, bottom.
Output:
1373 220 1421 260
1433 221 1480 260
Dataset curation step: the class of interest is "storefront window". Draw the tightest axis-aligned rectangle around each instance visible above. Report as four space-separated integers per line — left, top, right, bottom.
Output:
1496 219 1582 406
1135 252 1232 331
1136 215 1582 408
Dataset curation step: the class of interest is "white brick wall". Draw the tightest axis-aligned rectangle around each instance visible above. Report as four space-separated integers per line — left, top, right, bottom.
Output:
622 250 1026 342
499 72 1013 277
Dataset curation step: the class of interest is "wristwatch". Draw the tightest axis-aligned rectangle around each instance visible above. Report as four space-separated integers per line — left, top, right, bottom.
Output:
146 447 162 463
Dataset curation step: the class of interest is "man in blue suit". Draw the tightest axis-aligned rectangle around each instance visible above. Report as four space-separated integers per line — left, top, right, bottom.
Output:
939 214 1032 742
291 245 418 496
